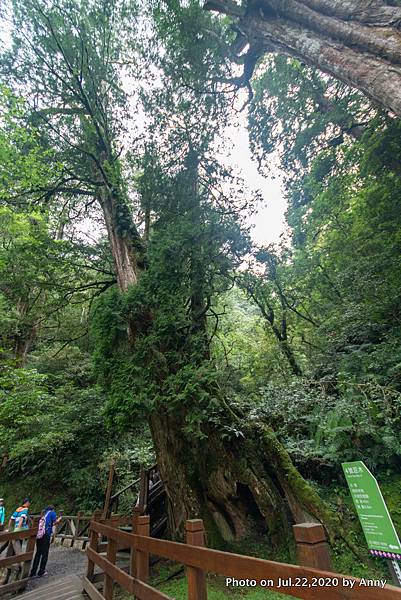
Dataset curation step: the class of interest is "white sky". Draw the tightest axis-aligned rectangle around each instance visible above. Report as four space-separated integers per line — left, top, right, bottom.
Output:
0 14 288 247
223 123 287 246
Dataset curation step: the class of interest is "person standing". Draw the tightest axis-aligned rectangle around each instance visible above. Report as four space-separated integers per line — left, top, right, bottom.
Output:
8 498 30 531
30 505 61 578
0 499 5 531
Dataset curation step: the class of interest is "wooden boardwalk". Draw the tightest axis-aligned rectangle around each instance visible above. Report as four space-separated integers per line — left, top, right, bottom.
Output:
20 575 84 599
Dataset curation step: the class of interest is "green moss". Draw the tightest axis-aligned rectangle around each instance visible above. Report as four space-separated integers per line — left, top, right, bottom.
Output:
201 507 228 549
381 476 401 533
257 424 343 539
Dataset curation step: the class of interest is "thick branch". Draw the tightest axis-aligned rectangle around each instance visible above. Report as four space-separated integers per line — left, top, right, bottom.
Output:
299 0 401 27
266 0 401 65
205 0 401 116
204 0 245 17
242 16 401 116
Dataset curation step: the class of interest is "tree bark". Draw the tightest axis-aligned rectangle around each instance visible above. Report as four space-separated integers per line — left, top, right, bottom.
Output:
204 0 401 117
300 0 401 26
99 188 141 292
149 408 344 547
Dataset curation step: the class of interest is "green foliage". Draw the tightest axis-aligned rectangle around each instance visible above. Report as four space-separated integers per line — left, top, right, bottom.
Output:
93 163 250 438
244 55 401 480
0 364 72 461
250 381 401 475
0 349 102 465
0 85 57 201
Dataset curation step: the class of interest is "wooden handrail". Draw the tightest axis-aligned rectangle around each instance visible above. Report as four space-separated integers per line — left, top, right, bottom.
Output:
0 524 38 597
84 518 401 600
110 478 141 502
51 512 131 551
0 527 38 542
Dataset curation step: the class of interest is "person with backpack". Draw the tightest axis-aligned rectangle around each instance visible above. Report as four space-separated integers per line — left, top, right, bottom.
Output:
30 505 61 578
8 498 30 531
0 499 5 531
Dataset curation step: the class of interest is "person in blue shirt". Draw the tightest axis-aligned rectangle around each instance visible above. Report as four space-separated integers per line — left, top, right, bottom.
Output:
0 499 5 531
8 498 30 531
30 505 61 578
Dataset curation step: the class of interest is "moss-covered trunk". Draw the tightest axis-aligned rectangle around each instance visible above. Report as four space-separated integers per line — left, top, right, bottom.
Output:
97 153 345 552
148 407 343 548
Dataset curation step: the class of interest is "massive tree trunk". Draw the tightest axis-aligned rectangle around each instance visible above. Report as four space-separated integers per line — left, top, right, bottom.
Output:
204 0 401 117
97 162 349 551
149 408 344 547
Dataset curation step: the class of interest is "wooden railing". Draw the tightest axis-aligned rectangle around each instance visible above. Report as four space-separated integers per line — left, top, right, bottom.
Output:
109 477 140 515
108 464 167 539
0 523 38 597
53 513 132 549
53 513 92 549
83 515 401 600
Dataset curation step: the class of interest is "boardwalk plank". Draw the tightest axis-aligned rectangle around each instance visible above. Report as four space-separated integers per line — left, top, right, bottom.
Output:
20 575 85 599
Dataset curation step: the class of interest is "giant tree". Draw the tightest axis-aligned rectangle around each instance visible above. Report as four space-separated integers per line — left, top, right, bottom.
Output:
1 0 355 547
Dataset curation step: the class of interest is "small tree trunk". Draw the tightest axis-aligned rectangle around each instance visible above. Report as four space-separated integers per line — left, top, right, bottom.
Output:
12 300 39 366
99 189 141 292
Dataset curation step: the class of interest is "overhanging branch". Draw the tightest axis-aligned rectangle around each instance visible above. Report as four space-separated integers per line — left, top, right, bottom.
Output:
204 0 246 17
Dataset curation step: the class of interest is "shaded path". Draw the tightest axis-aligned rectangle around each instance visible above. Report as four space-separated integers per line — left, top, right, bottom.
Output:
24 545 87 593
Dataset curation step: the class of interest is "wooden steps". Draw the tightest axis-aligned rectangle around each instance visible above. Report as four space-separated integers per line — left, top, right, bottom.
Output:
21 575 84 599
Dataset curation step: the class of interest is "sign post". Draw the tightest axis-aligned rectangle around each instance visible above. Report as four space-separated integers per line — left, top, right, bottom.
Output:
342 460 401 586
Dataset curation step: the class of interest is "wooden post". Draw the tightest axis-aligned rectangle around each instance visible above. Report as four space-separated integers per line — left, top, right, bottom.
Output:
130 506 142 577
186 519 207 600
75 511 83 540
138 468 149 513
86 510 102 582
103 536 118 600
135 515 150 582
21 520 39 580
293 523 333 571
102 459 116 519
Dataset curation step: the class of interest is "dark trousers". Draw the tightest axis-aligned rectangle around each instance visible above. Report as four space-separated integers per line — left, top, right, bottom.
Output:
30 534 51 576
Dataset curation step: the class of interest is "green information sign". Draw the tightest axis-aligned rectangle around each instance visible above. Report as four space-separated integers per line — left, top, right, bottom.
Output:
342 461 401 560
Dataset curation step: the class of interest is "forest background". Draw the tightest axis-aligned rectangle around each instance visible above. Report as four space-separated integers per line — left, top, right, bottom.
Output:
0 0 401 582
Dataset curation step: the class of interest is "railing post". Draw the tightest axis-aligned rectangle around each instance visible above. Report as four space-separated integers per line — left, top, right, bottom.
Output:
135 515 150 583
86 509 102 582
103 535 118 600
75 511 83 539
103 458 116 519
130 506 142 577
293 523 333 571
21 518 39 580
186 519 207 600
138 468 148 513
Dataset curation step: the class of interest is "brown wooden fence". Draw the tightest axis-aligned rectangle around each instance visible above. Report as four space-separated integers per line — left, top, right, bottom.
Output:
83 514 401 600
0 523 38 597
53 513 132 550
